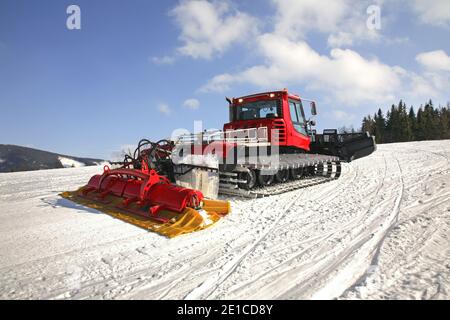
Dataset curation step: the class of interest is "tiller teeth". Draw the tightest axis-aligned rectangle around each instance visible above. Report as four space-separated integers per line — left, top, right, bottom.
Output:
60 166 230 238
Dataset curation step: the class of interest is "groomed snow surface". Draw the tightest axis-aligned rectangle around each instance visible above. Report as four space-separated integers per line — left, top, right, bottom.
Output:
0 140 449 300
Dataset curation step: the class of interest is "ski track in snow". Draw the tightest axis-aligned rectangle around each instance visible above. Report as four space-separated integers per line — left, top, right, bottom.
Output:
0 140 449 300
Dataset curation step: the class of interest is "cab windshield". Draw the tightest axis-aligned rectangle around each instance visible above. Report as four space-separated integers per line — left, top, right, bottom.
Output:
234 100 280 121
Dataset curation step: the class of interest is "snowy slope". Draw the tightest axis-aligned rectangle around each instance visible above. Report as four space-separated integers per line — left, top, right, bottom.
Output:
0 140 449 300
0 144 104 173
58 157 86 168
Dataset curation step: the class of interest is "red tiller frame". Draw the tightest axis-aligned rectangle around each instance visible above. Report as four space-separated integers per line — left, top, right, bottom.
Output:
81 166 204 223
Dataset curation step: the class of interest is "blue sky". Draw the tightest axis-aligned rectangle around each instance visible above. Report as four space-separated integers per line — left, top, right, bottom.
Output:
1 0 449 159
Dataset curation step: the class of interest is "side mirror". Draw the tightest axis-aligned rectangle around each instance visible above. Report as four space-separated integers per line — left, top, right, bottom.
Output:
310 101 317 116
309 120 316 126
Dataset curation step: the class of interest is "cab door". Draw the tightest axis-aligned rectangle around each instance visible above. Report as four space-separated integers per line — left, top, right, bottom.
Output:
287 99 310 151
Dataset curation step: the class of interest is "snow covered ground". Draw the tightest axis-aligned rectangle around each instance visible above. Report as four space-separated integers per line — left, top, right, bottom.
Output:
58 156 86 168
0 140 449 300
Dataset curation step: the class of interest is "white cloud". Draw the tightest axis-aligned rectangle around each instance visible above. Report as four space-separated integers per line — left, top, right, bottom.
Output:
157 103 171 115
272 0 381 48
273 0 349 37
198 0 450 109
327 32 355 48
330 110 357 121
411 0 450 27
151 55 175 65
413 50 450 101
200 73 235 92
186 0 447 112
170 0 259 59
201 33 405 106
183 98 200 109
327 26 380 48
322 109 357 127
416 50 450 72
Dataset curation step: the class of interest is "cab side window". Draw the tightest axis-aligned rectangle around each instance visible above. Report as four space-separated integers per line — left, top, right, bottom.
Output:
289 100 307 136
289 102 298 122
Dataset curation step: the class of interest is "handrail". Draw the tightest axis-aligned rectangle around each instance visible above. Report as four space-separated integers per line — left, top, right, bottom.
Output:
176 127 269 144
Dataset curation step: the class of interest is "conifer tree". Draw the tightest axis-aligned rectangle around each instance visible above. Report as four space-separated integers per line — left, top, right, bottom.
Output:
439 106 449 139
386 103 401 142
360 99 450 144
374 108 386 143
416 106 424 141
402 101 412 141
422 100 438 140
361 116 375 136
408 106 416 141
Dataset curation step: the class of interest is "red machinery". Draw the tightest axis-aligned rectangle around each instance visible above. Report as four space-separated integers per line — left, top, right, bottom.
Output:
224 90 312 151
80 166 203 223
61 139 230 237
62 89 375 235
174 89 376 196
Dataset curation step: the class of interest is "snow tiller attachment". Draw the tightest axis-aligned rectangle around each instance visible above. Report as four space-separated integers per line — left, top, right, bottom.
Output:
61 139 230 238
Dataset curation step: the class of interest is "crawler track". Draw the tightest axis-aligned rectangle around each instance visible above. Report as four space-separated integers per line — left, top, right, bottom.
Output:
219 154 342 198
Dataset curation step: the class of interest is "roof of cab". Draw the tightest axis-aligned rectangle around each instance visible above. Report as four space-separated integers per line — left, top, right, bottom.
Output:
233 89 300 101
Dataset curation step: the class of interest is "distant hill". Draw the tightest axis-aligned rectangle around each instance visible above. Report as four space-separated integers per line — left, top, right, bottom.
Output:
0 144 104 173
